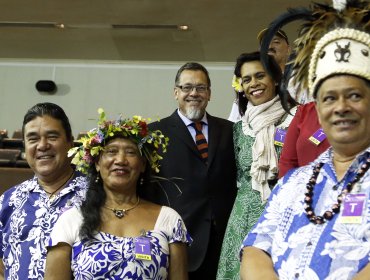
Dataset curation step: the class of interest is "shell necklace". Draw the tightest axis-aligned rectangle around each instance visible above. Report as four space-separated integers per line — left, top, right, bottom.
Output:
304 157 370 224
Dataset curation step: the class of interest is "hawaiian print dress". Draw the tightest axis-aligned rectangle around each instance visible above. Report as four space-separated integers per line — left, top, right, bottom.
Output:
49 206 192 279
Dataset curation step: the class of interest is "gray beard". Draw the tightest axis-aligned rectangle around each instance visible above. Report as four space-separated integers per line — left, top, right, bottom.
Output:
184 107 204 121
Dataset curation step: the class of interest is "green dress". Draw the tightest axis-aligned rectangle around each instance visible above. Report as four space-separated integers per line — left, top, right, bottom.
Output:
216 121 283 280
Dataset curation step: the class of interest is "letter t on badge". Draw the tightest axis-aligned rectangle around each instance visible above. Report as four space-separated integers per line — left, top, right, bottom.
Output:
340 194 366 224
135 237 152 260
274 128 287 147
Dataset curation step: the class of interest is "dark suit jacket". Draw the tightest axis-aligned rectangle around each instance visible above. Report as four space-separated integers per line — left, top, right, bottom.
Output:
145 110 237 271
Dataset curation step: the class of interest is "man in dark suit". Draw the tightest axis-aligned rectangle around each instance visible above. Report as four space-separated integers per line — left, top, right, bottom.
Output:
147 62 237 279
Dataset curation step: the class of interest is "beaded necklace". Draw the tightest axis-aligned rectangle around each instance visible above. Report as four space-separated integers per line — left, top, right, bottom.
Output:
304 156 370 225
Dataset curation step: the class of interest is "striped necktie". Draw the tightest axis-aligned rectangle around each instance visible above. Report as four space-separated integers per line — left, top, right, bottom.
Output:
191 122 208 162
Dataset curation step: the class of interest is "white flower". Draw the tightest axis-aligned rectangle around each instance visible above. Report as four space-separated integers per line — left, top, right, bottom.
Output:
287 224 315 248
332 0 347 11
325 266 353 280
321 239 340 259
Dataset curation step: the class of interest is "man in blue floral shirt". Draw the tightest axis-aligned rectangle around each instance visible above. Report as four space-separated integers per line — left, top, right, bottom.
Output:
0 103 88 279
240 1 370 279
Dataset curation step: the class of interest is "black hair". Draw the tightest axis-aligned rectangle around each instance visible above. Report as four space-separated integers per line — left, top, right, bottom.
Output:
280 51 300 109
79 139 153 239
175 62 211 87
234 51 296 116
22 102 73 142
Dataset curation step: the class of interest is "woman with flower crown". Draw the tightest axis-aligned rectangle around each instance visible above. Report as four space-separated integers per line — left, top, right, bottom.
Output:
240 0 370 279
216 51 296 280
44 109 192 280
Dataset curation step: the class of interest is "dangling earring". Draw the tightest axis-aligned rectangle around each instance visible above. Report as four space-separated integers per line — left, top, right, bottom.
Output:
140 177 144 186
95 173 100 183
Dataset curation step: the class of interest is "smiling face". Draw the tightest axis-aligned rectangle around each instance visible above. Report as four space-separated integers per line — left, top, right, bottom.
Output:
316 75 370 155
24 115 73 182
241 60 276 106
95 138 146 192
174 70 211 121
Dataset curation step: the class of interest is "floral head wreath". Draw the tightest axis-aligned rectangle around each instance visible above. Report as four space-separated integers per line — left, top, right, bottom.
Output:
68 108 169 174
259 0 370 98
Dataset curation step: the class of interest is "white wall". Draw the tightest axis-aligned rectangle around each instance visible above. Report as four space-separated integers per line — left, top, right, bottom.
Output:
0 60 235 138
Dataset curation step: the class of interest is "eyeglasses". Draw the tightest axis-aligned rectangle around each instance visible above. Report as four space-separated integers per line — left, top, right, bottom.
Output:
176 84 209 93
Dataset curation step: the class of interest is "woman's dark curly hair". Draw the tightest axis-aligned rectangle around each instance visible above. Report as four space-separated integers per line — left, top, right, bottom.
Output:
234 51 297 116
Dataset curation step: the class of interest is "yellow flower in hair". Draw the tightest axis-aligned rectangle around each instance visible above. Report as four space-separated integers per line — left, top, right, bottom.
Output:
232 75 243 93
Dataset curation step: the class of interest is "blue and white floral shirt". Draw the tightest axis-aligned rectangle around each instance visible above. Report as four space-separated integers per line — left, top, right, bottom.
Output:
242 147 370 280
49 206 192 279
0 171 88 279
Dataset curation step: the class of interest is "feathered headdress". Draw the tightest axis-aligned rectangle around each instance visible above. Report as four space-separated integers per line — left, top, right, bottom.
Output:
260 0 370 98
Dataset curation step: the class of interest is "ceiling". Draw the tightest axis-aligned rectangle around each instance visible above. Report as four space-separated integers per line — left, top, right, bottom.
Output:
0 0 311 62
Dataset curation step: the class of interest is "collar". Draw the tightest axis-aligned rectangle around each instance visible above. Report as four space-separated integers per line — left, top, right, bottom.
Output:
21 170 82 194
312 146 370 166
176 109 208 126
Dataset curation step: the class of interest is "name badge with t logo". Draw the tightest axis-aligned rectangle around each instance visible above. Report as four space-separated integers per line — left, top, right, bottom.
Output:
308 128 327 146
339 193 366 224
135 237 152 260
274 128 287 147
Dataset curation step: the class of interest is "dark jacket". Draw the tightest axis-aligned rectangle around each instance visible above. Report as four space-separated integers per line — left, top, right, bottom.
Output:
144 110 237 272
